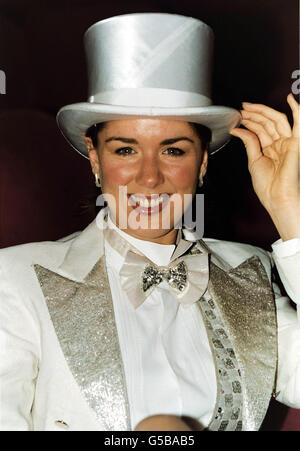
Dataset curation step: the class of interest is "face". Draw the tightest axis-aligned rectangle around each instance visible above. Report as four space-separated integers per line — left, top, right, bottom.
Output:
85 119 208 244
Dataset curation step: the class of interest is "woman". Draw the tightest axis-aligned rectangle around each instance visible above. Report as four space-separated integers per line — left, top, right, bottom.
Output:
0 13 299 431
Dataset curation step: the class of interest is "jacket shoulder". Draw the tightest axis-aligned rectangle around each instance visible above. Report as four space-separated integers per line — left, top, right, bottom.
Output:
0 231 81 272
202 237 272 271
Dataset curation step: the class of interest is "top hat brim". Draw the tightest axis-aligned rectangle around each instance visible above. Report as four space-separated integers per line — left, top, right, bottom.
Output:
56 102 241 158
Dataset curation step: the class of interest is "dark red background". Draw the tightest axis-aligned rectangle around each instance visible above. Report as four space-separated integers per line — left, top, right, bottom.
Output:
0 0 299 430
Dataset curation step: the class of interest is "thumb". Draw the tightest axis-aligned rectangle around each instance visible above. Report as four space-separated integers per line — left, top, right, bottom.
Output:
230 127 262 168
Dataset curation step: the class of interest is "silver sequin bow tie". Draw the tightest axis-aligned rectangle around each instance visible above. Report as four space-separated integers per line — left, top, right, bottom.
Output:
119 250 209 309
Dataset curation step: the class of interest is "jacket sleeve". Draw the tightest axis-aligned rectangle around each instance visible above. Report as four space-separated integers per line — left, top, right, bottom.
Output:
0 260 40 431
271 241 300 408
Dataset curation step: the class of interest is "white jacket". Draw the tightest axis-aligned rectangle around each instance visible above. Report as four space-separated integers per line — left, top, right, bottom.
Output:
0 212 299 431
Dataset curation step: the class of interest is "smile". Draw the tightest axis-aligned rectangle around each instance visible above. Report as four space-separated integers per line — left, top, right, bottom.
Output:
128 193 171 215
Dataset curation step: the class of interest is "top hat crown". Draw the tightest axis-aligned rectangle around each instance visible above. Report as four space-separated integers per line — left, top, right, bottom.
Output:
85 13 214 108
57 13 241 158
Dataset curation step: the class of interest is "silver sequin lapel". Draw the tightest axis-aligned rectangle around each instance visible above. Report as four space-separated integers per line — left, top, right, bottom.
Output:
203 256 277 431
34 256 130 431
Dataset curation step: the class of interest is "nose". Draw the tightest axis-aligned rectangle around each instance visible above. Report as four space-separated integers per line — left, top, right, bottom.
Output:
135 154 164 189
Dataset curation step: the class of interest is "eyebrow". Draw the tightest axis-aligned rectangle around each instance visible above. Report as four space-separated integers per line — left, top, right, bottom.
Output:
105 136 195 145
105 137 138 144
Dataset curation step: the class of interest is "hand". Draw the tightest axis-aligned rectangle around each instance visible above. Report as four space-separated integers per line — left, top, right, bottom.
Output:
230 93 300 241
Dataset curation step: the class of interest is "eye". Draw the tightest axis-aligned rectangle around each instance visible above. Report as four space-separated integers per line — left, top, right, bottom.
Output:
163 147 185 156
115 147 135 155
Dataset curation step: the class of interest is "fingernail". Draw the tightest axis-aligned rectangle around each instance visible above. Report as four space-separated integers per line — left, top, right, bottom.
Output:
242 102 252 106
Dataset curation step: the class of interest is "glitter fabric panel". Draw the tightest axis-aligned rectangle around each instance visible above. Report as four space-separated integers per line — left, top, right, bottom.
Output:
197 294 243 431
34 257 130 431
207 257 277 431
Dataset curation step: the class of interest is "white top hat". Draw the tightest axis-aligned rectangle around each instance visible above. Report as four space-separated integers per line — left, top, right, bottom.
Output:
56 13 241 158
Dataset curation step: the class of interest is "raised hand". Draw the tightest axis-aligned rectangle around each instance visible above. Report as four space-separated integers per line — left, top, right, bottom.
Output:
230 93 300 241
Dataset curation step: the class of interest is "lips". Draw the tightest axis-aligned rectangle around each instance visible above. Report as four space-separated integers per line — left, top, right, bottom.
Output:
128 193 171 215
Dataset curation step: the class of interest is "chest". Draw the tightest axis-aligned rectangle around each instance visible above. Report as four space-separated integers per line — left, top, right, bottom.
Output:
34 253 277 431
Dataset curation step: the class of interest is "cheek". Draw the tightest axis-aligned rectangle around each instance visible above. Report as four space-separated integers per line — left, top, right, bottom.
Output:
167 163 199 189
100 160 134 188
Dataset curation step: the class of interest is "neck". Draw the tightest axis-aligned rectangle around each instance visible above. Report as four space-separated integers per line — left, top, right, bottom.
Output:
114 226 179 245
106 213 179 245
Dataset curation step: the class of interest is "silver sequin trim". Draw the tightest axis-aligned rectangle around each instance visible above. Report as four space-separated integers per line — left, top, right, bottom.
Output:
198 295 243 431
201 257 277 431
34 257 130 431
142 261 188 293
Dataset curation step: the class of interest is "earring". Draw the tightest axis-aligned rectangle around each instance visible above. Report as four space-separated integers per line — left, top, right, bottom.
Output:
198 174 204 187
95 173 102 188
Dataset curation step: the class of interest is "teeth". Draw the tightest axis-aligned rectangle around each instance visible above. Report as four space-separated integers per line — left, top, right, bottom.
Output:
130 194 167 208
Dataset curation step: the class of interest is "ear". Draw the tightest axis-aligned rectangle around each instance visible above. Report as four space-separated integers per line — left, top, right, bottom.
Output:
200 149 208 177
84 137 100 175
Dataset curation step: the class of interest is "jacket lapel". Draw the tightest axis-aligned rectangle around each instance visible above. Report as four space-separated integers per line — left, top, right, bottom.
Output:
202 253 277 431
34 210 131 430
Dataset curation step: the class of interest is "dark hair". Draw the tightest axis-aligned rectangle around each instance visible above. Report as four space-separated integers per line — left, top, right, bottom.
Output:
191 123 212 151
85 122 107 148
86 121 212 151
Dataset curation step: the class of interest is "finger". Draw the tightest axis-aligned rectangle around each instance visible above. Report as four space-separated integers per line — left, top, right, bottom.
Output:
241 109 292 138
287 93 300 138
230 127 263 170
241 110 282 141
240 119 273 148
242 101 292 136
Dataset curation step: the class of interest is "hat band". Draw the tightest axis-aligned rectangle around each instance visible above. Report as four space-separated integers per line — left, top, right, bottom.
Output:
88 88 212 108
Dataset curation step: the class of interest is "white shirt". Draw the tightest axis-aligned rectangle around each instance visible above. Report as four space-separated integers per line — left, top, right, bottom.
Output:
104 216 300 429
105 217 216 429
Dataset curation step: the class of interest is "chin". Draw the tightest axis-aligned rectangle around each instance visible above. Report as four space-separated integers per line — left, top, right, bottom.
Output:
126 227 176 242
